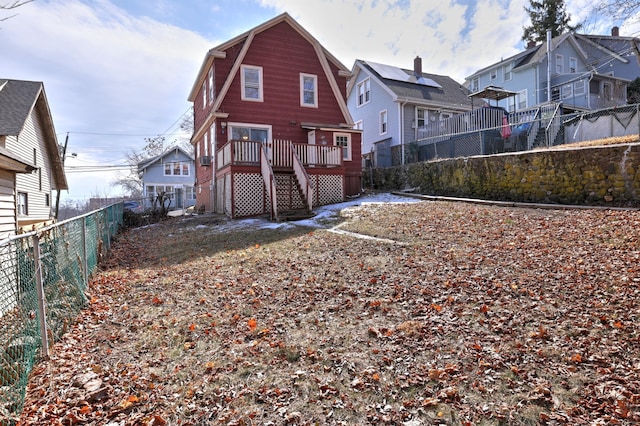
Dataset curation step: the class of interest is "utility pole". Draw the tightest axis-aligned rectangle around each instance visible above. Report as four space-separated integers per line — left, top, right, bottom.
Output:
54 132 68 219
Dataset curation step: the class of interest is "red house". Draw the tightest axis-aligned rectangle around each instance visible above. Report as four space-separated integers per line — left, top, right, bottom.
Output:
188 13 361 220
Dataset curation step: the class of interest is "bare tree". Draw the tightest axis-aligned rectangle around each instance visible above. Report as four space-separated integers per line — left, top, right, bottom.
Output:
593 0 640 22
1 0 34 24
112 136 166 197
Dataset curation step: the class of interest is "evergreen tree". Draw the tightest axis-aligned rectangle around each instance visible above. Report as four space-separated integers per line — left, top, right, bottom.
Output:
522 0 581 44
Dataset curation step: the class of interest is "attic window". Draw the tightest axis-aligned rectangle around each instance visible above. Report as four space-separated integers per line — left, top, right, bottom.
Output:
241 65 263 102
300 73 318 107
490 68 497 80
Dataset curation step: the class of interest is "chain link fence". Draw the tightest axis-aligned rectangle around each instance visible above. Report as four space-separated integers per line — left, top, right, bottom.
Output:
0 203 123 424
372 103 640 168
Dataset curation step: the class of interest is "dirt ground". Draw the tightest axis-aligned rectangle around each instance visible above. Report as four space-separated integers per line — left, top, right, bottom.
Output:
17 197 640 425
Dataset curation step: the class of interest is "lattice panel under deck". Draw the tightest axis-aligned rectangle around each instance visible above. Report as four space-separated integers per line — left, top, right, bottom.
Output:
316 174 344 206
233 173 265 217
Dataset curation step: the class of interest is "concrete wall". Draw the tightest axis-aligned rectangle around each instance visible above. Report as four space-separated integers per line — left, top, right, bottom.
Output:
365 143 640 207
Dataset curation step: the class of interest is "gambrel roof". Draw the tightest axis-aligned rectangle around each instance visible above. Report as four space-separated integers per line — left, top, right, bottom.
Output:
0 79 67 189
187 12 352 121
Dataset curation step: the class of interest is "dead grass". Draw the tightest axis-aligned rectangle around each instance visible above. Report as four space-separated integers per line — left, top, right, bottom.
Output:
18 200 640 425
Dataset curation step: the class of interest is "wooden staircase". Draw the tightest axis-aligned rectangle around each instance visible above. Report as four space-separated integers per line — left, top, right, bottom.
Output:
260 142 314 221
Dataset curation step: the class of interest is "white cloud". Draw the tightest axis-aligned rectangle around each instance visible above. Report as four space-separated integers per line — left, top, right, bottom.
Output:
3 0 213 200
258 0 529 82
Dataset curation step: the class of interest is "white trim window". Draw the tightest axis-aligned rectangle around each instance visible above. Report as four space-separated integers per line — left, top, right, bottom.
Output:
490 68 497 80
228 122 271 142
503 62 512 81
379 110 388 135
561 83 573 99
517 89 528 110
416 107 427 128
569 57 577 73
357 78 370 106
574 80 585 96
334 133 351 161
201 81 206 109
300 73 318 107
164 162 190 176
17 192 27 216
556 54 564 74
353 120 363 130
471 77 479 93
208 68 215 104
241 65 263 101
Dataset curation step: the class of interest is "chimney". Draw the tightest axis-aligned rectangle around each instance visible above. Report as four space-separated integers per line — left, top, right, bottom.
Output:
527 40 537 48
414 56 422 76
612 26 620 37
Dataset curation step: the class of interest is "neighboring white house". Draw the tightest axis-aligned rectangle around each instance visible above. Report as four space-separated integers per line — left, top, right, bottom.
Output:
138 146 196 211
0 79 67 238
347 57 472 167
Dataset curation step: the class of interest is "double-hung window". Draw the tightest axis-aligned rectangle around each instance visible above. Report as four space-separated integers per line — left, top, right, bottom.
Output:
208 68 215 104
357 78 370 106
17 192 27 216
241 65 263 101
300 73 318 107
569 57 577 73
503 63 512 81
556 54 564 74
380 110 388 135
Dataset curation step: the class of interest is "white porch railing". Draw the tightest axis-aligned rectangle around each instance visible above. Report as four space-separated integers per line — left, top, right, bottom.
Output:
291 144 313 211
260 144 278 221
217 139 343 169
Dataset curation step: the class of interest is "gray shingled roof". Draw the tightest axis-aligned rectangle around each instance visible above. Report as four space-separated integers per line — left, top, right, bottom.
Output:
360 61 471 108
0 79 42 136
0 79 68 190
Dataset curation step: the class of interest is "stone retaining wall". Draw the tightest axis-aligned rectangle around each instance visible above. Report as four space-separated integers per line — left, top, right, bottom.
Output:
365 143 640 207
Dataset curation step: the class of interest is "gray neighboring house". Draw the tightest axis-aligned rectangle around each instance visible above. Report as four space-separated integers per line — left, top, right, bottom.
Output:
347 57 472 167
138 146 196 211
465 27 638 113
0 79 67 239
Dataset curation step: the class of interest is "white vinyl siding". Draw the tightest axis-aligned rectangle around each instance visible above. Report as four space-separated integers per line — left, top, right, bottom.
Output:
0 170 16 239
8 109 53 222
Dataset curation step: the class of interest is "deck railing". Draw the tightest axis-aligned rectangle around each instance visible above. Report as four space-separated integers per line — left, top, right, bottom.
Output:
217 139 342 169
291 144 313 211
260 144 278 221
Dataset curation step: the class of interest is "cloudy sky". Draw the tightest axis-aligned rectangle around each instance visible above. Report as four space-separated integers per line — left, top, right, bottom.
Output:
1 0 627 203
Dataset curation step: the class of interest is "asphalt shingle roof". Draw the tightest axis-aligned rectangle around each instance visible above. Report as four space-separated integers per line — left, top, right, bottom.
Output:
360 61 471 107
0 79 43 136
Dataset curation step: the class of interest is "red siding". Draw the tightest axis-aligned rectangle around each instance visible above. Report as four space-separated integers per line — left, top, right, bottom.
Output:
211 22 348 149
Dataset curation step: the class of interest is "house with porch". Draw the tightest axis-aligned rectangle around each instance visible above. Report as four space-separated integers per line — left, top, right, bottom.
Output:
347 57 472 167
187 13 361 220
464 27 635 114
138 146 196 212
0 79 67 238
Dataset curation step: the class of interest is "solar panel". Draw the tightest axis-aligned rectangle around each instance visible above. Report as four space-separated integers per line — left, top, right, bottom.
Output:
367 61 442 88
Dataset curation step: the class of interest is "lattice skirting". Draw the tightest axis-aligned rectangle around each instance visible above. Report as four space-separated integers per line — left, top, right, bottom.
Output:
311 174 344 206
217 171 345 218
232 173 265 217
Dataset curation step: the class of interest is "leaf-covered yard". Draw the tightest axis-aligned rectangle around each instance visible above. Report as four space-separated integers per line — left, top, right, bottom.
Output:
18 196 640 425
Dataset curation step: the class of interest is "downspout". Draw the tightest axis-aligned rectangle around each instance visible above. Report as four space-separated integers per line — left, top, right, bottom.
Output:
399 99 408 165
547 30 552 103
